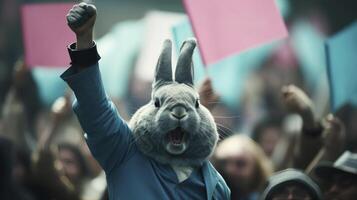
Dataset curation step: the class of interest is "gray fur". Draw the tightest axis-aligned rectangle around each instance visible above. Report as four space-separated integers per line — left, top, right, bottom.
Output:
153 39 173 88
129 39 218 166
175 38 196 85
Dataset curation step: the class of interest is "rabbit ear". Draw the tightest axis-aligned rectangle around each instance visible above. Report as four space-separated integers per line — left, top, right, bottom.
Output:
175 38 196 86
154 39 173 87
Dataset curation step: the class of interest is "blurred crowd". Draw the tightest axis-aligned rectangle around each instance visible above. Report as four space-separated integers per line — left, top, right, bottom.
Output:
1 0 357 200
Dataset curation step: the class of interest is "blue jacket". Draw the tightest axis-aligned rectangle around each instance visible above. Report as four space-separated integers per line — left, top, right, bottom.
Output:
61 45 230 200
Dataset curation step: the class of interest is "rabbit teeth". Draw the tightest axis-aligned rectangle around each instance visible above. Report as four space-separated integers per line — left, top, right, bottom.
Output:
168 127 185 145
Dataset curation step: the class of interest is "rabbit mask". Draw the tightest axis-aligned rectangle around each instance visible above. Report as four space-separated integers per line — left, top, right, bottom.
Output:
129 39 218 166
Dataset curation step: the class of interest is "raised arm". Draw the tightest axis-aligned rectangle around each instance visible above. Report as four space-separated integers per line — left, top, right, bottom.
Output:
61 3 135 173
281 85 323 169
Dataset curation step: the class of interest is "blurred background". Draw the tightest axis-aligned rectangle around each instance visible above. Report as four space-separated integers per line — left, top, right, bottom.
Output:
0 0 357 200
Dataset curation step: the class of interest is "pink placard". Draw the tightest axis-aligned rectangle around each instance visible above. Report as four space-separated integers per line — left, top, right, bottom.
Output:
183 0 288 65
21 3 74 68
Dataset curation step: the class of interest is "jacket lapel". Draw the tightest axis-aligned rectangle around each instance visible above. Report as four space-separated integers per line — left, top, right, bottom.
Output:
202 161 219 200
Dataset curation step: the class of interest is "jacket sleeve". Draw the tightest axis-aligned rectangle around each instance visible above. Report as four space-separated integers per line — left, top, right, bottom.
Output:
60 43 136 174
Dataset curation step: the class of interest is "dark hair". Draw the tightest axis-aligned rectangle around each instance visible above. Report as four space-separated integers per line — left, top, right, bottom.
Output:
252 116 283 143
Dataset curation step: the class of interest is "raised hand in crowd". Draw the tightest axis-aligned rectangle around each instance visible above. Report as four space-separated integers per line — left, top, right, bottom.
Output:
38 95 72 150
282 84 316 129
1 58 40 151
281 85 347 171
281 85 323 169
322 114 346 159
198 77 219 110
306 114 346 173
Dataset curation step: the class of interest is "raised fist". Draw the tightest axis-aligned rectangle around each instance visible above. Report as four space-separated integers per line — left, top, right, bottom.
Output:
281 85 315 128
282 85 314 115
51 95 71 121
66 2 96 36
198 77 219 110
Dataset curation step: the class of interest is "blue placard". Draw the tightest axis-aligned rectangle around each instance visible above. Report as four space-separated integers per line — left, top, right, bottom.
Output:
326 21 357 111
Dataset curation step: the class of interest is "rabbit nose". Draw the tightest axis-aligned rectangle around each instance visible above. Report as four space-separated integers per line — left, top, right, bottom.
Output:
171 106 187 119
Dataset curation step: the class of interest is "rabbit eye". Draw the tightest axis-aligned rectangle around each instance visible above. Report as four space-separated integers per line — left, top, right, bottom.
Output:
195 99 200 108
154 98 161 108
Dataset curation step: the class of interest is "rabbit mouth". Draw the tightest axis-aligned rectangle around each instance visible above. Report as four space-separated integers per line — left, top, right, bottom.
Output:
168 127 186 144
165 127 187 155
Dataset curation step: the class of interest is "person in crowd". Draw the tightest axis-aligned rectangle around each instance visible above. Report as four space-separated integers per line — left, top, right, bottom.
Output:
251 115 296 171
198 77 236 139
252 117 283 158
335 103 357 152
29 96 85 200
281 85 346 169
212 134 273 200
281 84 322 169
30 146 81 200
31 95 96 200
239 42 304 131
288 0 357 35
1 59 41 151
57 143 92 192
0 137 35 200
198 77 220 111
314 151 357 200
260 168 322 200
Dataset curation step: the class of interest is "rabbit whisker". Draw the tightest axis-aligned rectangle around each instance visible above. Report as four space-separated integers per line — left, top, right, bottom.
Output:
212 115 241 119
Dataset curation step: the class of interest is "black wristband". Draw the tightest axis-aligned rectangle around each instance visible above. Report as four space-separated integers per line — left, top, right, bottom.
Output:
302 122 323 137
68 42 101 68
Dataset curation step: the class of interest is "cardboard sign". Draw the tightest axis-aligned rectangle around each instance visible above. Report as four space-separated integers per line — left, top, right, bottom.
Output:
21 3 74 68
183 0 288 65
